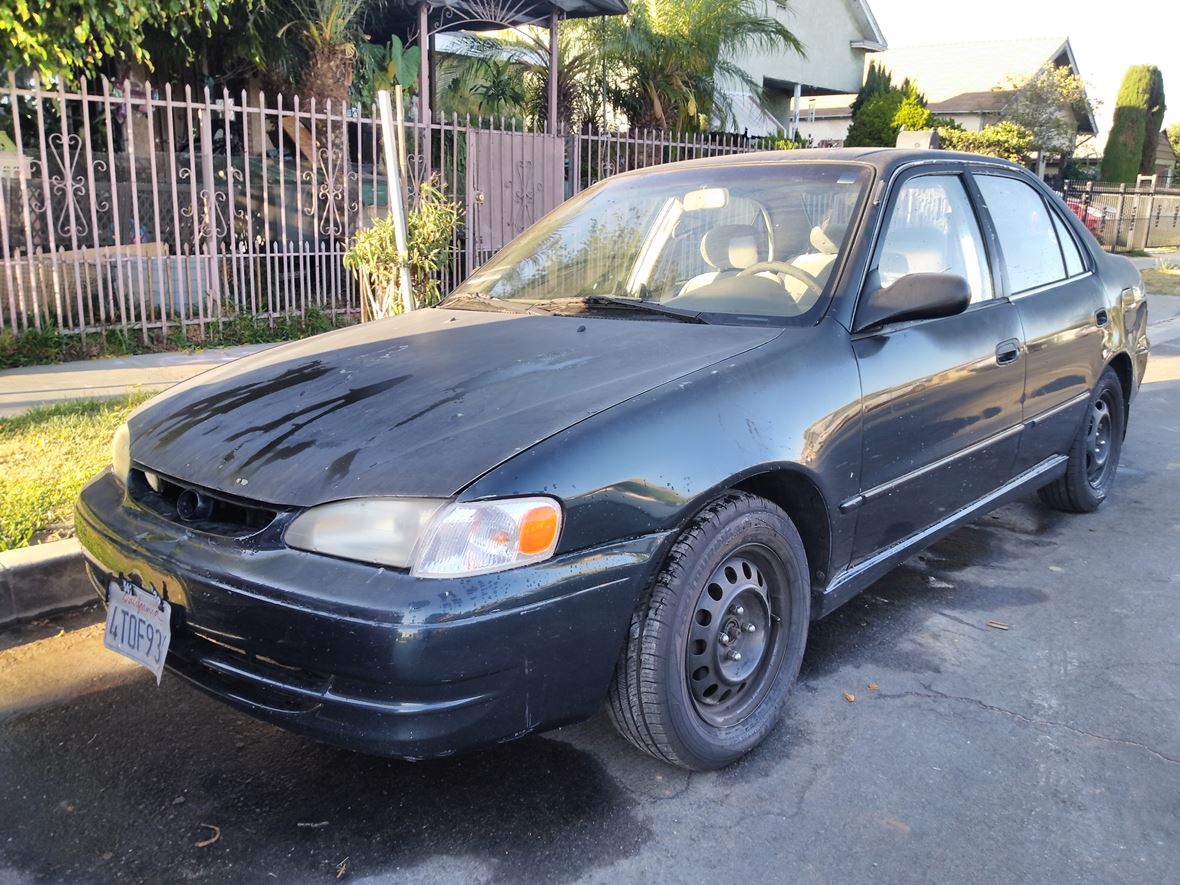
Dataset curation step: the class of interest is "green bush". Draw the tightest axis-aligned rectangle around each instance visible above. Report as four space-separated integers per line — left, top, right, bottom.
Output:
939 122 1034 163
344 175 463 317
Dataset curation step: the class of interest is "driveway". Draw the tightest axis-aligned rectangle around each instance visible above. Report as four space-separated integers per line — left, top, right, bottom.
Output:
2 321 1179 884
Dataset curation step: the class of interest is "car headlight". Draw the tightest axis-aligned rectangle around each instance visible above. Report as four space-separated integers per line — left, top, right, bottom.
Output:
111 422 131 485
412 497 563 578
284 496 563 578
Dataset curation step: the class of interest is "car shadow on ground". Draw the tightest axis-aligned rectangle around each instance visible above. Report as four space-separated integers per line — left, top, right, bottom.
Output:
0 500 1075 884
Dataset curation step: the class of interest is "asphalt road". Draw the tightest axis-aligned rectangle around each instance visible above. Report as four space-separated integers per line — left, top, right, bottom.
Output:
2 332 1179 884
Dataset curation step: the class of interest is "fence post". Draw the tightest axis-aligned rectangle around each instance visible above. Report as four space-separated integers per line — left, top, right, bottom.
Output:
1115 183 1127 251
199 91 221 313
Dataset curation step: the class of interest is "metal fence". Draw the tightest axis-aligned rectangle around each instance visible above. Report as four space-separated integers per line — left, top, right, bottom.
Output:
0 74 783 339
1061 179 1180 252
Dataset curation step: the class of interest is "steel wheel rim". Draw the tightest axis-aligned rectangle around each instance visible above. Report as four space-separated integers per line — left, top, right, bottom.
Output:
685 544 787 727
1085 394 1114 487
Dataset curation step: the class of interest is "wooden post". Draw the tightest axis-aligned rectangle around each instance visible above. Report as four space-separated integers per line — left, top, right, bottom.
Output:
378 90 414 314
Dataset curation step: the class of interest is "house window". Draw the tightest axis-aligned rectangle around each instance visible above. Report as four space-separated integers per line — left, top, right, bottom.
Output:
807 99 816 122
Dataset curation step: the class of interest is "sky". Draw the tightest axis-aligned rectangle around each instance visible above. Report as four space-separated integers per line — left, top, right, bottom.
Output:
867 0 1177 143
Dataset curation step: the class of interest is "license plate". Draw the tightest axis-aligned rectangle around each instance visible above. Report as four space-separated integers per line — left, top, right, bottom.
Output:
104 579 172 684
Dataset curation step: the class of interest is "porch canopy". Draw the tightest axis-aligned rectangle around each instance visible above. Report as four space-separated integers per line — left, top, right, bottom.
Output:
370 1 629 129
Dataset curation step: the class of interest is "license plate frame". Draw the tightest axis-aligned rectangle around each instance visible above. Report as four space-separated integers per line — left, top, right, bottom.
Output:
103 578 172 684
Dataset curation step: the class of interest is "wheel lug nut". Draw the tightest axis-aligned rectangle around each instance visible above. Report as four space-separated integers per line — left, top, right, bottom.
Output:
728 651 742 661
745 623 756 633
734 605 745 616
719 633 730 645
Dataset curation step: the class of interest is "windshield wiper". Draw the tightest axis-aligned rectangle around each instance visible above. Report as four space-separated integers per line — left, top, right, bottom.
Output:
557 295 708 324
439 292 550 315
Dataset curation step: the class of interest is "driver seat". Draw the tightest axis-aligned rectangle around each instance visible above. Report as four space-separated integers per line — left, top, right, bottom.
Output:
679 224 763 295
783 223 840 306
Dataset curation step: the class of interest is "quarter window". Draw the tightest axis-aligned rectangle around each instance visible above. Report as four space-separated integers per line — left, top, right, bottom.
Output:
876 175 993 303
975 175 1067 293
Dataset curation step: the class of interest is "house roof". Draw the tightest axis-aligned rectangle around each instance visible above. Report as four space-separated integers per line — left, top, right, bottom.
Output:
869 37 1096 134
1158 131 1178 169
928 91 1009 115
870 37 1072 101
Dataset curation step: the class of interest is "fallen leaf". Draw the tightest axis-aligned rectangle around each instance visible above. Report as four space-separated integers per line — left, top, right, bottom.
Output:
985 620 1010 631
843 692 856 703
56 628 65 638
172 795 186 806
297 821 329 828
867 682 879 691
883 817 911 834
336 856 349 880
195 824 221 848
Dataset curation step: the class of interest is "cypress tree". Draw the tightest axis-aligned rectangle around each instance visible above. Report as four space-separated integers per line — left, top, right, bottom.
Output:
1102 65 1152 183
1140 67 1166 176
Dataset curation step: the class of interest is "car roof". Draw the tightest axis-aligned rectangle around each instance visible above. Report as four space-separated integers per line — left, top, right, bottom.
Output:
612 147 1027 180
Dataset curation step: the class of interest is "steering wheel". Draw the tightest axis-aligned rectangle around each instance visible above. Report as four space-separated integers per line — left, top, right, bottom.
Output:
737 261 824 297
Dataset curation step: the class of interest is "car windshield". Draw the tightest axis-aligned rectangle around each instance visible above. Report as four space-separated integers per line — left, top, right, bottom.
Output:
445 162 872 323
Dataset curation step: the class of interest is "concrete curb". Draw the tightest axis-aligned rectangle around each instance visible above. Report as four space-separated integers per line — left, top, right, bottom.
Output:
0 540 92 630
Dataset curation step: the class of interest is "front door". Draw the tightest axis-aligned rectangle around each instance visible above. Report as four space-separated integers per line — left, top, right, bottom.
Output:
971 172 1108 471
850 171 1025 561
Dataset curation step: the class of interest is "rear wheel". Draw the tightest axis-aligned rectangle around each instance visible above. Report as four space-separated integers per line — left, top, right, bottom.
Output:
1038 367 1125 513
608 492 810 770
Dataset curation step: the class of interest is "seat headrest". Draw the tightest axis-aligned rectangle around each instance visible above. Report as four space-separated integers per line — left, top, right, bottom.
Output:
700 224 761 271
809 224 839 255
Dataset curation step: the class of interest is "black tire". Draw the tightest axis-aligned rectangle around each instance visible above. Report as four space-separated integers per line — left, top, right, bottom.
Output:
607 491 810 770
1038 367 1125 514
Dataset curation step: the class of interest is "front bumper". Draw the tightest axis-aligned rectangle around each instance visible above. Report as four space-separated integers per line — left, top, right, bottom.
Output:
77 472 667 758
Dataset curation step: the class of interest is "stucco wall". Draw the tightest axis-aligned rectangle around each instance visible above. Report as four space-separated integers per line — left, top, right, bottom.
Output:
740 0 876 93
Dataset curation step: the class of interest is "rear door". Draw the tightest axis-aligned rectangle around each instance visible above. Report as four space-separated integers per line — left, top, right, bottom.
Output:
971 172 1107 470
849 170 1025 560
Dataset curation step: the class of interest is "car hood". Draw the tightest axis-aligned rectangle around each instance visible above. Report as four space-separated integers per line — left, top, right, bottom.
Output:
129 309 778 507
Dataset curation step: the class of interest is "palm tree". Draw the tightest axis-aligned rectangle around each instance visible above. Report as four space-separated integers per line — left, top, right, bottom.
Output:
603 0 804 131
437 25 602 129
279 0 369 110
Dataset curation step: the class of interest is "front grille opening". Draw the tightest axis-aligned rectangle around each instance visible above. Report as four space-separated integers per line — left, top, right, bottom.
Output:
129 469 279 536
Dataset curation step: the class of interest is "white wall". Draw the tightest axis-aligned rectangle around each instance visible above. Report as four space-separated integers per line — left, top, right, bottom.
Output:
740 0 879 94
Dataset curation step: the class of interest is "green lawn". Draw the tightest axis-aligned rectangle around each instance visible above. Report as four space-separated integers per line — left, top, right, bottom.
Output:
0 394 153 552
1142 267 1180 296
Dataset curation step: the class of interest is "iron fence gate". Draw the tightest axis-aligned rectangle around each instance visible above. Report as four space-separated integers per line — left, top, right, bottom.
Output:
0 74 787 339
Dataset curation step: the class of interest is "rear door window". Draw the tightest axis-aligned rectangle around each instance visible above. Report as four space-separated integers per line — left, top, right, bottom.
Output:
975 175 1067 294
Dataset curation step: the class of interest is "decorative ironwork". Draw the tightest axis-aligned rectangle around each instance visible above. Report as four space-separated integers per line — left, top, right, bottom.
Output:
26 132 102 241
408 0 546 41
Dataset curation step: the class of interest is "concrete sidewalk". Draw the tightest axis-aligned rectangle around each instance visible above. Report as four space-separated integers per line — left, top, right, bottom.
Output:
0 344 274 418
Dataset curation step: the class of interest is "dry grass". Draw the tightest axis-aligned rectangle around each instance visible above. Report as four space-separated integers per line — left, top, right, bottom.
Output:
1142 266 1180 296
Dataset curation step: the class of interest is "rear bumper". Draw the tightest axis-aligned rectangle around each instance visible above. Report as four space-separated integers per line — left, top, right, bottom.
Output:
77 472 667 758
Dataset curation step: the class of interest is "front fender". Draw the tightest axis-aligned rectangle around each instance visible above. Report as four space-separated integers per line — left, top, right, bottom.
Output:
461 320 864 580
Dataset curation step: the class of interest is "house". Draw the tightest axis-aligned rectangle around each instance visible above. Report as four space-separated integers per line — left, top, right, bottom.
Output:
725 0 887 137
1154 131 1177 186
794 36 1098 152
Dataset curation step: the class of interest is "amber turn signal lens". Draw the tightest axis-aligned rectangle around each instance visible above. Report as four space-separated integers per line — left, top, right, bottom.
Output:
518 506 559 555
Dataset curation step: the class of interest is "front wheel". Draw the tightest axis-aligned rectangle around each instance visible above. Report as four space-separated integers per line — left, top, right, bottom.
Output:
608 492 810 770
1038 367 1126 513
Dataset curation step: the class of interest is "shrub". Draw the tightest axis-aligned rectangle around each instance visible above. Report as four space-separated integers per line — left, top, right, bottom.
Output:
344 176 464 317
939 121 1034 163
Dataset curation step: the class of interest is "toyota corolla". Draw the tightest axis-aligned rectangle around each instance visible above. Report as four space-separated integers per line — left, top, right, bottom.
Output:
77 148 1149 770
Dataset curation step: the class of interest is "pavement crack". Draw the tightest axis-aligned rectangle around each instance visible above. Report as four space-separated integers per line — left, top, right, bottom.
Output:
878 682 1180 767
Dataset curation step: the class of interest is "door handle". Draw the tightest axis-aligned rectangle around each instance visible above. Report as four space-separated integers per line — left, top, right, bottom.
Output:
1095 308 1109 327
995 338 1021 366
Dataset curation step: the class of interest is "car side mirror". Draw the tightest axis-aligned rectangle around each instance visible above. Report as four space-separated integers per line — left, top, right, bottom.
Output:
854 272 972 332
